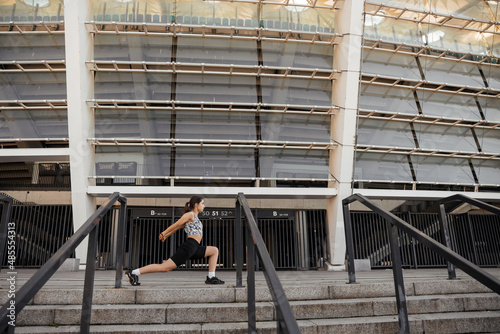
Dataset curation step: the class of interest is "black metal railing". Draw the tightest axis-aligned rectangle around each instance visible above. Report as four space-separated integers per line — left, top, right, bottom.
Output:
437 193 500 280
343 193 500 334
348 211 500 269
0 194 14 275
0 192 127 334
235 193 300 334
1 204 74 269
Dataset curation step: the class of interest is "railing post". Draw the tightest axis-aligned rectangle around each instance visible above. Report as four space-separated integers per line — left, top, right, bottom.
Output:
7 321 14 334
246 223 257 334
0 193 125 333
340 193 500 334
437 203 456 280
0 199 13 275
240 193 301 333
276 308 286 334
342 202 357 284
388 221 409 334
80 227 99 334
235 195 244 288
115 198 127 288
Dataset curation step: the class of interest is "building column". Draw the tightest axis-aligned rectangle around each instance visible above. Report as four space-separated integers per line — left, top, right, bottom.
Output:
64 0 96 268
327 0 364 268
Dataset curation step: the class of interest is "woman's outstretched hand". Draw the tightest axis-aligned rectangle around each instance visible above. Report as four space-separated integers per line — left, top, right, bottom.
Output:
159 232 166 242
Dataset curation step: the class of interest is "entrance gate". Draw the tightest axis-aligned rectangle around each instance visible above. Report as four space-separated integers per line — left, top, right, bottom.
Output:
124 207 327 270
1 205 328 271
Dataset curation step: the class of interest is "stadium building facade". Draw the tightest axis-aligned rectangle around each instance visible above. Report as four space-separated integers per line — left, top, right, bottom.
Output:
0 0 499 269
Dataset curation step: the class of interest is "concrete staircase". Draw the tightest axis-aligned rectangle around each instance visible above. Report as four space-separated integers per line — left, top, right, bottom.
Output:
8 275 500 334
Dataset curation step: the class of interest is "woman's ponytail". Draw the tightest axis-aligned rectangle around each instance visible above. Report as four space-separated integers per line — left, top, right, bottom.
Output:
184 195 204 213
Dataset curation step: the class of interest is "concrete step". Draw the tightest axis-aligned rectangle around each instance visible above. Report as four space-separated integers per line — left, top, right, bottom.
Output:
311 311 500 334
16 293 500 326
6 278 494 307
9 276 500 333
13 311 500 334
291 293 500 319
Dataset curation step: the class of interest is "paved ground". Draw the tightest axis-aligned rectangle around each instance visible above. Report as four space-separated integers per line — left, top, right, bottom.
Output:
1 267 499 291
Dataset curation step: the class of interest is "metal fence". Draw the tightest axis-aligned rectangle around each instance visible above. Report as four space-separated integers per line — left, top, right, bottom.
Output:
95 207 122 269
97 207 328 271
3 204 497 270
297 209 328 270
3 204 327 270
350 212 500 268
450 213 500 267
1 205 74 268
126 213 236 270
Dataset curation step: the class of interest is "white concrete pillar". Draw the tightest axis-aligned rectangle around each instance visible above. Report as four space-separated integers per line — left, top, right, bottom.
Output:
327 0 364 268
64 0 96 268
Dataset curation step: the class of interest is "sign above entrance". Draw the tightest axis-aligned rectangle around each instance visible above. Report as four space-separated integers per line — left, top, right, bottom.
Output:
132 208 294 219
199 209 235 219
132 208 172 219
257 209 295 219
132 207 236 219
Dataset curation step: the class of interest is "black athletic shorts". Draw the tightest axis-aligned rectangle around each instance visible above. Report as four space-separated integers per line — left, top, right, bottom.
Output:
170 238 207 267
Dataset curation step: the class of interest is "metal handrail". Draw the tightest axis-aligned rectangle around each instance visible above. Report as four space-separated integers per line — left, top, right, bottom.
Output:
0 192 127 334
437 193 500 280
437 194 500 215
343 193 500 334
0 194 14 275
235 193 300 334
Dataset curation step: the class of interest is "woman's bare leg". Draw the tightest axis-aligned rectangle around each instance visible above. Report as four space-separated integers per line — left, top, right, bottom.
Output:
138 259 177 274
205 246 219 273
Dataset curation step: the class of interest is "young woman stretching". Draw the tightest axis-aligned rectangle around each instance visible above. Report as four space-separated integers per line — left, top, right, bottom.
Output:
126 196 225 285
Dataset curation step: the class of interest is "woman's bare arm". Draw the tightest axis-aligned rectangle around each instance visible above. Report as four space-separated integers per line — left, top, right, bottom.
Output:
159 212 193 241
